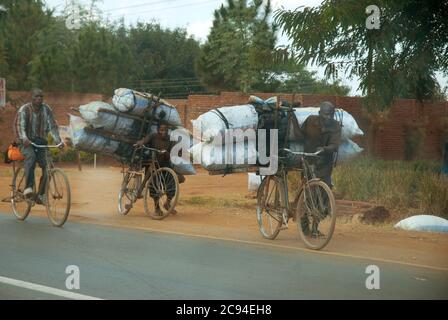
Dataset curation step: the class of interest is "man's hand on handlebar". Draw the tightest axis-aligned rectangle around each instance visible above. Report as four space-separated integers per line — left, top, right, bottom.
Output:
134 140 145 147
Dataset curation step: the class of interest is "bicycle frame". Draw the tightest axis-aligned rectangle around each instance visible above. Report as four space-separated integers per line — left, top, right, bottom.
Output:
273 149 323 226
28 142 62 199
122 146 164 199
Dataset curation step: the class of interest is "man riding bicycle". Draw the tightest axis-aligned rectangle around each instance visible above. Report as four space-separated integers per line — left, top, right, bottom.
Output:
292 101 341 236
14 88 64 204
135 123 185 214
296 101 341 188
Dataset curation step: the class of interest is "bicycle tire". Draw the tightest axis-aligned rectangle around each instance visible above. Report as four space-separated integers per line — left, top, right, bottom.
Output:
46 168 71 227
296 179 336 250
256 176 285 240
11 166 32 221
144 167 179 220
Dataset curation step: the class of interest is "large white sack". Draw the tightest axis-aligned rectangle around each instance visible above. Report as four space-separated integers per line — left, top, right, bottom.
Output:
191 104 258 144
112 88 182 126
170 158 196 175
150 104 182 127
70 114 120 155
294 107 363 140
248 173 264 192
394 215 448 233
190 140 257 171
112 88 152 114
337 139 364 162
79 101 138 137
288 140 362 162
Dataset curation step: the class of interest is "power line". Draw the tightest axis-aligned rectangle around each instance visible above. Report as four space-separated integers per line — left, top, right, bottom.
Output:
109 0 221 19
104 0 187 12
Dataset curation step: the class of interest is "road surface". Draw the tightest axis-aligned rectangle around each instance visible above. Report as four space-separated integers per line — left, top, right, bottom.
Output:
0 214 447 300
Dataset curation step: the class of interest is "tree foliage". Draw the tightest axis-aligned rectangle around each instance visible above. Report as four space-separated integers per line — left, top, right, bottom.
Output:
275 0 448 110
196 0 278 92
1 0 354 97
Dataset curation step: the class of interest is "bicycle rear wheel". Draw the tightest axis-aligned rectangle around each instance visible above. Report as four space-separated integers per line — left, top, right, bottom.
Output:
11 166 32 220
144 167 179 220
256 176 285 240
296 180 336 250
118 172 139 215
46 168 71 227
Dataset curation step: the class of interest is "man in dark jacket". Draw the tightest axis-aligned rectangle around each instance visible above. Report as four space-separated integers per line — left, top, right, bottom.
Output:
297 101 341 187
293 101 341 237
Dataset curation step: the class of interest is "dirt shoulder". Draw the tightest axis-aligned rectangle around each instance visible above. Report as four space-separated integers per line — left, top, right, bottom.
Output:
1 165 447 270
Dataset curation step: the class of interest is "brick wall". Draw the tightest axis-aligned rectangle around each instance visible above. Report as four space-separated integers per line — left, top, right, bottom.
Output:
1 90 446 160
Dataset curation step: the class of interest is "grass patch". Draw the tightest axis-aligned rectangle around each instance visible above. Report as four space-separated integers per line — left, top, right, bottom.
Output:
179 195 254 209
332 157 447 218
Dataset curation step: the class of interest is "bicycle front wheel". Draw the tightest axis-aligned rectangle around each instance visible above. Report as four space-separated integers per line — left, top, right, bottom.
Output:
296 180 336 250
256 176 285 240
11 166 32 220
144 167 179 220
46 168 71 227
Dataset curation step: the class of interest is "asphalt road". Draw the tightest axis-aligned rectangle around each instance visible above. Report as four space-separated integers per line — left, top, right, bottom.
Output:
0 213 447 300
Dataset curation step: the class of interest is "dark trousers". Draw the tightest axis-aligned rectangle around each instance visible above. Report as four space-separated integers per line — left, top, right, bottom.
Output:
143 163 185 202
19 144 47 195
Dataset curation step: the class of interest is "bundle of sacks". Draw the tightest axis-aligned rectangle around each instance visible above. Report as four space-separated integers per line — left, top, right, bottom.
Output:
70 88 195 175
190 96 364 172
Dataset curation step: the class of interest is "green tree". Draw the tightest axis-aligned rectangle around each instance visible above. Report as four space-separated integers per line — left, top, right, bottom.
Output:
274 0 448 111
196 0 277 92
257 60 350 95
0 0 52 90
127 23 203 97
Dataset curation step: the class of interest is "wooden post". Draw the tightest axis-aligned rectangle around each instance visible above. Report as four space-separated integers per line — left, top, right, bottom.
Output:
77 151 82 171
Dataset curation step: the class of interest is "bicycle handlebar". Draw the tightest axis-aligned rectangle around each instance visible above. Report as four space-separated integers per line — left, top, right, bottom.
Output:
133 144 167 153
283 148 323 157
31 142 64 148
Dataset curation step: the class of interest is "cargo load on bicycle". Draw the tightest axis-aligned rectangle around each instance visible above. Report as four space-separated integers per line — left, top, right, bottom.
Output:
190 95 364 175
69 88 196 176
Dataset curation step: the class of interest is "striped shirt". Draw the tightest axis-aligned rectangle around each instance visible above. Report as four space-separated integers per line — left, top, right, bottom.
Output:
14 102 61 144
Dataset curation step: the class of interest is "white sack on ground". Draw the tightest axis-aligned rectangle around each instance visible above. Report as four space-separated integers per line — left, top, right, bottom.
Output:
394 215 448 233
191 104 259 144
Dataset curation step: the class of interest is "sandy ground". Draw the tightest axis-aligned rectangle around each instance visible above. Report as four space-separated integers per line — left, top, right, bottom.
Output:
1 165 447 270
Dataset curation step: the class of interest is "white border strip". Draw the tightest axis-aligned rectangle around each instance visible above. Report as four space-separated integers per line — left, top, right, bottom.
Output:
0 276 103 300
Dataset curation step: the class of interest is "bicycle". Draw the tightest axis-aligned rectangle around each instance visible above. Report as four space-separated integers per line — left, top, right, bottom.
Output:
9 142 71 227
118 145 179 220
255 99 337 250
